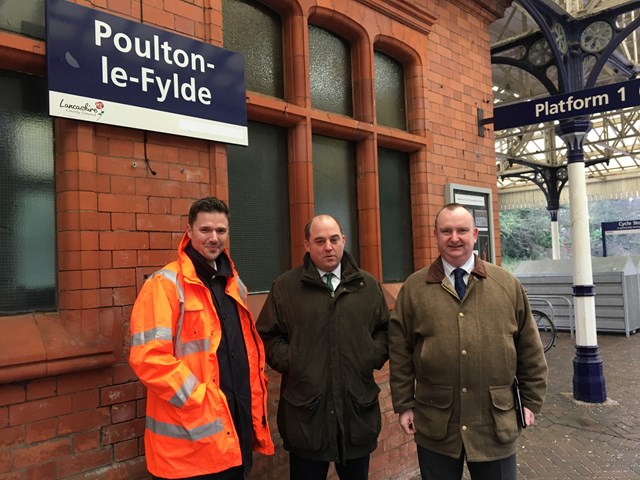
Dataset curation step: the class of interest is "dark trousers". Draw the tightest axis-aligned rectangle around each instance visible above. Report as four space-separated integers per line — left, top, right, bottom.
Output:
289 451 370 480
417 445 516 480
152 466 244 480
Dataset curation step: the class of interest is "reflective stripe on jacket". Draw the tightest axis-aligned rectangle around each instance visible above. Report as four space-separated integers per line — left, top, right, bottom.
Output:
129 233 274 478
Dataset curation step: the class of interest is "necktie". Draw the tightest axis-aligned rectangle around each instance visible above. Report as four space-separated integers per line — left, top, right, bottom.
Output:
324 272 335 291
453 268 466 299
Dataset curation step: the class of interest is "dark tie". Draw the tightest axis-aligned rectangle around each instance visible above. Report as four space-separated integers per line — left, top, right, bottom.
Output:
324 273 335 291
453 268 466 299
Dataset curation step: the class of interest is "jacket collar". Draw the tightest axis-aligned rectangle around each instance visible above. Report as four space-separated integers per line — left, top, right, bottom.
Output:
425 254 487 284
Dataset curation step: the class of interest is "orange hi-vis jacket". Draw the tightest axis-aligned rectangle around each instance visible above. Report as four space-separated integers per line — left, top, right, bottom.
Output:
129 234 274 478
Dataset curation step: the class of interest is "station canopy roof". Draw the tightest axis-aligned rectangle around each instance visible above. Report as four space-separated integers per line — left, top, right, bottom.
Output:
490 0 640 200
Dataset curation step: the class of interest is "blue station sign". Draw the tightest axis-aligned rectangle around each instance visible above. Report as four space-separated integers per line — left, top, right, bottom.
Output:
601 219 640 233
600 219 640 257
46 0 248 145
494 78 640 131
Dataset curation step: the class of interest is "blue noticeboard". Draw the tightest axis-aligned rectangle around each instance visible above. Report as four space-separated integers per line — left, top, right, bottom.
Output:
494 78 640 131
601 219 640 257
46 0 248 145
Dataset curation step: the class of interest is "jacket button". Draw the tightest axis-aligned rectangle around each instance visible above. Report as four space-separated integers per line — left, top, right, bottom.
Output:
462 387 467 393
458 312 464 318
461 425 467 431
461 350 467 356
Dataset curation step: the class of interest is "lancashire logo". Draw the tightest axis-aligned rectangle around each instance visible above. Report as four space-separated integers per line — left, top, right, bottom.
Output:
58 99 106 120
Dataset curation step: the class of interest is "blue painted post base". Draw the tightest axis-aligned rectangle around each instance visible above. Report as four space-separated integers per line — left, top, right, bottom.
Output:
573 345 607 403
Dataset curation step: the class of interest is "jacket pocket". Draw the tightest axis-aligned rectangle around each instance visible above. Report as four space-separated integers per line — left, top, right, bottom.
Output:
489 385 519 443
278 389 323 452
414 384 453 440
346 384 381 445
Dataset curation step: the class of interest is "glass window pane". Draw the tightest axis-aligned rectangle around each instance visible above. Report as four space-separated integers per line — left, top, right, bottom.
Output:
0 69 55 315
0 0 45 39
375 51 406 130
227 121 290 292
378 148 413 281
309 25 352 116
312 134 358 262
222 0 284 98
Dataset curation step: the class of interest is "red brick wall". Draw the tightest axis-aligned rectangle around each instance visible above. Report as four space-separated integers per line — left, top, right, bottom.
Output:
0 0 507 479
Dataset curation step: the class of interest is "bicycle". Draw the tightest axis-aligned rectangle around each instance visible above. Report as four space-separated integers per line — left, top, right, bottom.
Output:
532 309 557 353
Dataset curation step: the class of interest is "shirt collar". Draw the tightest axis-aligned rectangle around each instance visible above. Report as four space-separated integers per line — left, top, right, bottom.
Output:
442 255 475 278
317 264 341 280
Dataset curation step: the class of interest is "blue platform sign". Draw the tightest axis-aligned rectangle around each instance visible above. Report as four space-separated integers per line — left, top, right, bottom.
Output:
494 78 640 131
46 0 248 145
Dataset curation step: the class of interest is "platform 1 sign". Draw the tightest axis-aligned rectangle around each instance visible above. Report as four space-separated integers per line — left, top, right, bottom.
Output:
46 0 248 145
494 78 640 131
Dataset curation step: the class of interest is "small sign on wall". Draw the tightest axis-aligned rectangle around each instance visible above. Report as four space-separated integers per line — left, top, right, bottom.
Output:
46 0 248 145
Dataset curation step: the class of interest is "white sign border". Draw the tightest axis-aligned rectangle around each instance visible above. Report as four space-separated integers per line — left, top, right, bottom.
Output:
50 91 248 146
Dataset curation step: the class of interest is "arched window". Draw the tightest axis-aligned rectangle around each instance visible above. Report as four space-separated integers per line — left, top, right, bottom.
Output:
375 51 407 130
223 1 425 284
222 0 284 98
223 1 290 291
309 25 353 116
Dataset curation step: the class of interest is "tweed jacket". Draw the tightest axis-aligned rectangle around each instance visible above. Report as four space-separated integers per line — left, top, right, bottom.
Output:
257 251 389 463
389 255 548 462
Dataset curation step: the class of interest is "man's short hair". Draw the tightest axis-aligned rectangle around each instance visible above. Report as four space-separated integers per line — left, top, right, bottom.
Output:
304 215 344 241
435 203 475 229
188 197 229 226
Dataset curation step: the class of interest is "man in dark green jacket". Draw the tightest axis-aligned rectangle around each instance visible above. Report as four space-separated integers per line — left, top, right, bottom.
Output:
257 214 389 480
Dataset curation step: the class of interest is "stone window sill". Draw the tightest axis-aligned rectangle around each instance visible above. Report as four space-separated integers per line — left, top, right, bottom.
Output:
0 313 115 385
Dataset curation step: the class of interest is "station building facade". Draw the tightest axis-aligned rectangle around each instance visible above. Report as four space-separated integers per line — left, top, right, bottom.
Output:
0 0 508 478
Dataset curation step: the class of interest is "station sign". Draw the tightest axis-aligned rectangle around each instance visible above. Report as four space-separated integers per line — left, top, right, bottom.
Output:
601 219 640 234
46 0 248 145
601 219 640 257
494 78 640 131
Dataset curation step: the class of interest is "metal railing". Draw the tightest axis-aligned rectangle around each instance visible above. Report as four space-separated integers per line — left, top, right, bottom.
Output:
528 294 575 339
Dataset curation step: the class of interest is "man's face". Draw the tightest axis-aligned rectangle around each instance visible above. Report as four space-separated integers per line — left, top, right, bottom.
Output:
187 211 229 265
434 207 478 267
304 217 346 272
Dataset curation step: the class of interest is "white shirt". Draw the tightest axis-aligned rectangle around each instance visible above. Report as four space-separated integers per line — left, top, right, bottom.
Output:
442 256 475 290
317 265 341 291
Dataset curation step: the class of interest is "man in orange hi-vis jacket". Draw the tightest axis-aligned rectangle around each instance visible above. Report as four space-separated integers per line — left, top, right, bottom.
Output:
130 196 274 480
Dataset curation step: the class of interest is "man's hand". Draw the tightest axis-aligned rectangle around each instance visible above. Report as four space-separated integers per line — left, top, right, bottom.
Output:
399 409 417 435
524 406 535 426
